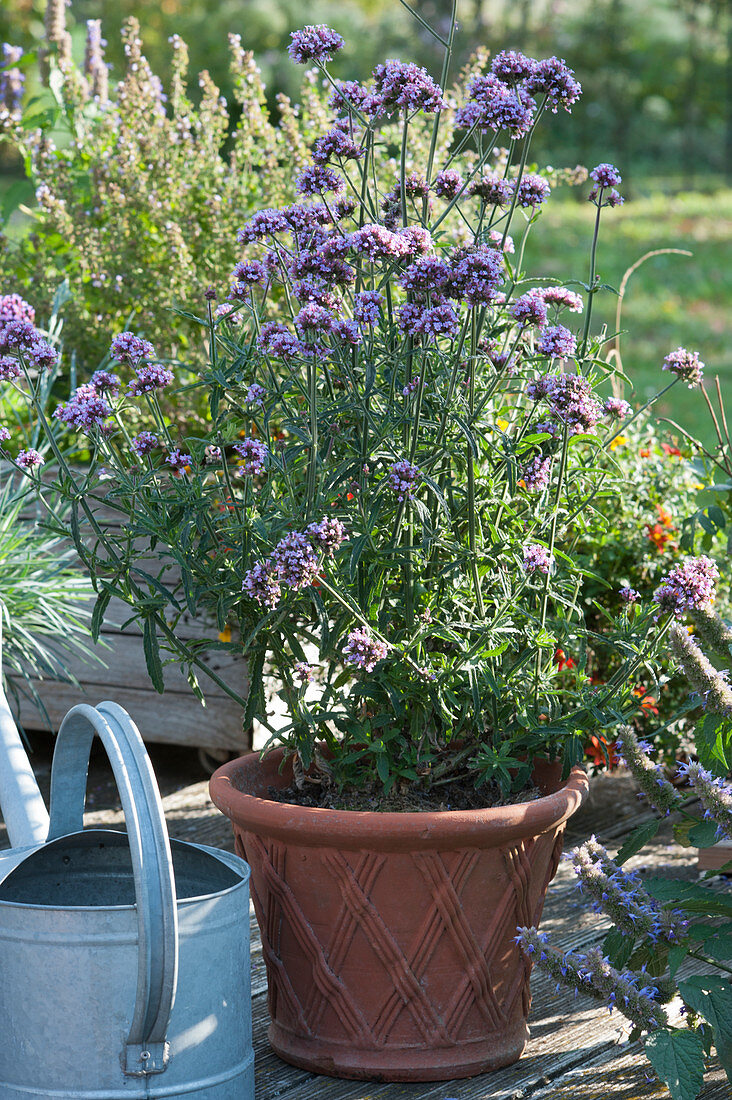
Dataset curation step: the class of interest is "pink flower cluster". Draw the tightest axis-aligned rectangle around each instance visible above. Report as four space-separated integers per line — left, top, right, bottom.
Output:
654 557 719 617
342 627 388 672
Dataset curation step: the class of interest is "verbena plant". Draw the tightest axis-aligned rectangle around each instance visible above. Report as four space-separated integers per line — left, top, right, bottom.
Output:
518 613 732 1100
0 15 712 798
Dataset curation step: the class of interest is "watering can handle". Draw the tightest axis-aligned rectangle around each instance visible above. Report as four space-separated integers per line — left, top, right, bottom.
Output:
47 701 177 1078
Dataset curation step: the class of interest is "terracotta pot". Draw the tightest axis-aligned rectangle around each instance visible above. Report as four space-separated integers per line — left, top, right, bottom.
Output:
210 750 588 1082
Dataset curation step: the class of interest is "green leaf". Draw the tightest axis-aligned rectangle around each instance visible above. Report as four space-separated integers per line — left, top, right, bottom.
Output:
674 819 700 848
615 818 660 864
142 616 165 694
604 926 635 969
667 944 689 979
644 1029 705 1100
695 713 730 776
688 819 721 848
243 648 266 729
679 977 732 1079
90 588 111 643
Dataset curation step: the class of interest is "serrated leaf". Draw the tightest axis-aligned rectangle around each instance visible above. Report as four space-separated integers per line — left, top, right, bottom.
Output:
678 977 732 1079
644 1029 705 1100
695 712 730 775
615 818 660 864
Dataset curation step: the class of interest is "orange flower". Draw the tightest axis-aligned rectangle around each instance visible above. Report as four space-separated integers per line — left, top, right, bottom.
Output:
656 504 674 528
553 647 576 671
586 735 619 769
632 685 658 715
640 447 651 458
646 522 674 552
661 442 682 458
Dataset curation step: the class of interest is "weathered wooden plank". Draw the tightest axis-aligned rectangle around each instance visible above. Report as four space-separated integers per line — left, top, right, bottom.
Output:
12 681 249 751
529 1047 729 1100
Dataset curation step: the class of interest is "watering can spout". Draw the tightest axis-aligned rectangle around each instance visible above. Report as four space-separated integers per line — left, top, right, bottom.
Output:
0 628 49 850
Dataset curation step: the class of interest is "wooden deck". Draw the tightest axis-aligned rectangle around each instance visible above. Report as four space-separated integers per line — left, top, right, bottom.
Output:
0 741 729 1099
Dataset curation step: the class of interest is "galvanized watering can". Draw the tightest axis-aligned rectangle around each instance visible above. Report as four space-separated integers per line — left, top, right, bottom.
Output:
0 672 254 1098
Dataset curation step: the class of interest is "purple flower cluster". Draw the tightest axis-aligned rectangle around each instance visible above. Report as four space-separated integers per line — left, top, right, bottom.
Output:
491 50 537 83
450 244 504 307
0 355 21 381
246 383 265 408
525 57 582 113
372 59 446 115
388 459 420 501
16 448 44 471
468 173 513 206
350 223 410 261
288 25 344 66
457 74 535 138
294 662 314 684
662 346 704 388
306 516 347 556
537 324 577 359
0 293 35 328
399 301 459 340
242 559 281 610
270 531 319 590
353 290 382 326
295 165 345 197
615 726 682 817
0 45 24 118
131 431 159 457
312 122 363 165
514 173 551 208
538 286 584 312
243 517 348 610
654 556 718 617
54 383 112 435
128 362 174 396
110 332 156 366
619 586 640 604
167 448 192 472
233 437 268 475
258 322 303 361
526 372 603 434
588 163 623 207
342 627 388 672
0 318 58 371
570 837 687 944
90 369 120 396
432 169 463 198
515 929 667 1032
523 543 553 574
511 291 548 328
676 761 732 841
603 396 631 419
522 455 552 492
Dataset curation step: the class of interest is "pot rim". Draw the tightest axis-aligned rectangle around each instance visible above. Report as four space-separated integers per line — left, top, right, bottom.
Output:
210 748 589 851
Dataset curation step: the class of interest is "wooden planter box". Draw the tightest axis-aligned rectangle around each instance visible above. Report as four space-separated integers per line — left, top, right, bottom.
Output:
10 477 250 757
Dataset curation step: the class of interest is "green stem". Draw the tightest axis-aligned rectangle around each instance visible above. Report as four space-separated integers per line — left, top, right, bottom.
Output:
580 198 603 358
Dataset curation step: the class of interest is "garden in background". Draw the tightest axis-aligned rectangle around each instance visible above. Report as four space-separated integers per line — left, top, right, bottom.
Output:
0 2 731 1099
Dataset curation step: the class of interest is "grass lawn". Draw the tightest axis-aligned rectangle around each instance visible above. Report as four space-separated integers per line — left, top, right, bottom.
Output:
522 188 732 447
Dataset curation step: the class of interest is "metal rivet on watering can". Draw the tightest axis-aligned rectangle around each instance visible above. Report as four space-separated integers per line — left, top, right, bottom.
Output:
0 661 254 1099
